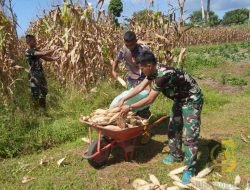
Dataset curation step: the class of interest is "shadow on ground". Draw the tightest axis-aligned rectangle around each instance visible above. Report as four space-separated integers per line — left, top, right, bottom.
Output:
93 115 223 171
196 138 223 174
104 115 170 166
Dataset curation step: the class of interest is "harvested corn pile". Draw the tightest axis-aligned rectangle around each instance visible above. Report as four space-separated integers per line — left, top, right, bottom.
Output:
80 108 149 130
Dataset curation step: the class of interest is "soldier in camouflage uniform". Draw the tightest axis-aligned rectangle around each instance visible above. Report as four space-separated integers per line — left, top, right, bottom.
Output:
25 35 58 109
118 50 203 184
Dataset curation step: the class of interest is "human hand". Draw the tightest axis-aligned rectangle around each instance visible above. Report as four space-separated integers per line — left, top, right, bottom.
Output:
120 105 129 117
116 98 125 107
112 70 118 79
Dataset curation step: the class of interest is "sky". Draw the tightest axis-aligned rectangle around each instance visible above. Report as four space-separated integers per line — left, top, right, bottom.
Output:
7 0 250 37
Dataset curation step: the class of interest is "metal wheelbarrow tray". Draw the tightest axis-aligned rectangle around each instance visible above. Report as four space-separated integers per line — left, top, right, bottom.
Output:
80 116 168 168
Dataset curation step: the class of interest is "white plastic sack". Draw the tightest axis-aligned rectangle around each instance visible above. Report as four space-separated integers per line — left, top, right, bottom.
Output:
109 88 150 112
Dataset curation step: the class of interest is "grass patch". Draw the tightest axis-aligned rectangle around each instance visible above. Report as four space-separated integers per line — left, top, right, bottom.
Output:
1 42 250 189
0 71 124 158
220 74 248 86
200 85 231 114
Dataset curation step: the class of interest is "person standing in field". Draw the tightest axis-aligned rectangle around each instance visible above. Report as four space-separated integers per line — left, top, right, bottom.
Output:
111 31 151 118
118 50 203 184
25 34 58 110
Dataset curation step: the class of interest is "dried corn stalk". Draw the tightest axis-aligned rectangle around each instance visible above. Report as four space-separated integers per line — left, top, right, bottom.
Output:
26 3 250 92
0 11 18 101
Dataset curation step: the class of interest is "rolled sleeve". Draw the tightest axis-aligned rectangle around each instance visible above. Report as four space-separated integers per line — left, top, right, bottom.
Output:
116 48 124 62
25 48 35 57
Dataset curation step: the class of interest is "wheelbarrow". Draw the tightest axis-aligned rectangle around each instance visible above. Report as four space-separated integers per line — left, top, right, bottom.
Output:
80 115 168 168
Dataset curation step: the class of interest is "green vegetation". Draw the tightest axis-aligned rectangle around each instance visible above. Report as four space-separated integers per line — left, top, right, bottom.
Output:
189 10 220 26
108 0 123 24
220 74 247 86
0 62 124 158
131 9 167 26
1 41 250 189
222 8 250 25
188 8 250 27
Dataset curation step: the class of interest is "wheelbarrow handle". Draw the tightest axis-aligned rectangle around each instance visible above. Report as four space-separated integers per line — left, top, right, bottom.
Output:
149 115 169 128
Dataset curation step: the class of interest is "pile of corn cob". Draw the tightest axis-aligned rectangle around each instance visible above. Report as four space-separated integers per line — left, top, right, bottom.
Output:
80 107 149 130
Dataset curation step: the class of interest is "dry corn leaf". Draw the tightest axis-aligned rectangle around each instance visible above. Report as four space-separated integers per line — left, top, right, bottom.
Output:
117 76 127 88
57 157 66 166
39 158 49 166
196 167 213 178
190 177 207 183
167 186 179 190
188 183 201 190
173 181 189 189
241 134 249 143
168 174 181 182
22 176 35 183
149 174 160 186
234 175 241 187
169 166 187 175
81 137 90 143
160 184 168 189
132 178 149 189
245 182 250 190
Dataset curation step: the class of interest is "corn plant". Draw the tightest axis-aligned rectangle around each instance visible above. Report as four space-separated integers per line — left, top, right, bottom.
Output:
0 11 18 100
26 2 250 91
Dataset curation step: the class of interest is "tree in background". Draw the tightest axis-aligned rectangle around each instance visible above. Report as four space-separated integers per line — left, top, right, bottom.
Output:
178 0 186 26
131 9 167 28
132 9 154 25
108 0 123 24
190 10 220 26
200 0 205 20
222 8 249 25
206 0 210 20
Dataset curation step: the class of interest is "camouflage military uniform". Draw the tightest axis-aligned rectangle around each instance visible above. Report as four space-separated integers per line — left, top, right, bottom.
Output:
148 64 203 172
25 48 47 107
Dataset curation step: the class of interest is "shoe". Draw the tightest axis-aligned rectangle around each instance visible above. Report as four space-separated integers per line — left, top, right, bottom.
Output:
181 170 193 185
162 155 182 164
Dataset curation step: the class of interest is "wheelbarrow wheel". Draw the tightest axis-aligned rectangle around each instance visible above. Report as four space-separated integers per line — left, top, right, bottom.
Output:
87 137 111 168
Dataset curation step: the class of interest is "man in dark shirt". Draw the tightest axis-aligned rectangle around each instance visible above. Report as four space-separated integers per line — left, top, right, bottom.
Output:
118 50 203 184
25 34 58 109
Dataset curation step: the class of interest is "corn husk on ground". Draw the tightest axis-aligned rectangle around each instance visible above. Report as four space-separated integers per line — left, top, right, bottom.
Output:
80 107 149 130
132 167 243 190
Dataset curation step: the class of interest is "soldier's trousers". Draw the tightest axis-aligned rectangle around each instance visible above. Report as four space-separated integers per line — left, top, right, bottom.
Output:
168 97 203 171
30 71 48 100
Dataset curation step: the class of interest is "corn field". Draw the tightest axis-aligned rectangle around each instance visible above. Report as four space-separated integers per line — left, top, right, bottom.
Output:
27 3 250 91
182 27 250 45
0 11 18 100
2 2 250 99
27 4 122 89
26 3 189 89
